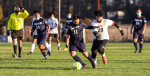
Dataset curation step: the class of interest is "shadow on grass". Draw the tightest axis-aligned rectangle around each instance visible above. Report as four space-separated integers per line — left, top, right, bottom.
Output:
0 67 72 70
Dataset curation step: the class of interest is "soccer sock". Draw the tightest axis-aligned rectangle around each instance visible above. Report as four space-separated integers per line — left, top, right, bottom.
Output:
134 42 138 50
87 54 95 67
66 45 68 48
73 55 86 65
91 50 97 59
140 43 143 52
45 43 49 48
101 52 105 57
58 43 60 48
48 44 51 51
41 51 47 57
13 44 17 54
18 46 22 56
45 46 48 50
31 43 35 53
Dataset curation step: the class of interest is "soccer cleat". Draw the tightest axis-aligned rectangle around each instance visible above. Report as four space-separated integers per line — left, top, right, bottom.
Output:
82 64 88 70
27 52 33 55
58 47 61 50
134 50 138 53
102 56 107 65
139 51 142 53
63 48 68 50
45 56 49 59
12 54 17 58
18 55 21 57
47 50 51 56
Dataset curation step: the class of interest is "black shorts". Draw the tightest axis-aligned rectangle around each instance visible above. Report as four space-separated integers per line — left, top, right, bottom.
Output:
11 29 23 40
49 34 59 38
91 39 108 51
33 35 37 39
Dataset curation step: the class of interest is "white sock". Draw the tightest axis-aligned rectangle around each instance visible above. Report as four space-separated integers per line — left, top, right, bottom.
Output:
48 44 51 52
102 52 105 57
45 43 49 48
57 43 60 48
31 44 35 53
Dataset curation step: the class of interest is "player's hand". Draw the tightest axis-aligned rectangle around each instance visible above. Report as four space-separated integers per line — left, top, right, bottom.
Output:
28 30 31 34
19 6 24 10
130 30 132 34
142 31 145 34
7 31 10 36
47 31 50 35
120 30 124 36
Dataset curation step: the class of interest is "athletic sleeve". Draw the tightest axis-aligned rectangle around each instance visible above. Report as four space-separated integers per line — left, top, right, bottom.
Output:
106 19 114 26
32 18 36 26
22 10 29 19
143 17 147 24
44 19 48 26
91 22 98 32
32 22 36 30
132 18 135 25
7 15 12 30
62 25 70 37
55 19 59 26
82 22 89 28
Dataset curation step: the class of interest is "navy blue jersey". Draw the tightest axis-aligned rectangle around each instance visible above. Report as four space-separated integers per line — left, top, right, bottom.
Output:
63 22 93 45
132 16 147 34
66 18 73 25
33 18 48 35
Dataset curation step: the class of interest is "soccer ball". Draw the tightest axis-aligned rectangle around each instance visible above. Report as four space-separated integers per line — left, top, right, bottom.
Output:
73 62 82 70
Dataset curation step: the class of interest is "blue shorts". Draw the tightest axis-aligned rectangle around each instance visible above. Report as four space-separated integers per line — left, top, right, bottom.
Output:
133 32 144 41
69 42 87 53
37 34 47 45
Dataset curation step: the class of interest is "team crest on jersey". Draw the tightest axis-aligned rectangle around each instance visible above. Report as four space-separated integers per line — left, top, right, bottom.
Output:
76 26 80 28
103 23 105 25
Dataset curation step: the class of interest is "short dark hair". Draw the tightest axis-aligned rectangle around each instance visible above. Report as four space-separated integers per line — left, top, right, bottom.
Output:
73 15 80 20
67 12 71 14
49 11 56 16
94 10 104 17
34 10 41 15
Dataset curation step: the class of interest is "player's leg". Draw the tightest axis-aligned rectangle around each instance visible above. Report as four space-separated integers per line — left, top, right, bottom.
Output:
91 40 99 67
12 38 17 58
133 32 138 53
18 38 22 57
48 34 52 52
70 45 86 69
39 44 48 59
45 41 51 56
64 35 70 50
139 34 144 53
55 34 61 50
82 51 96 69
97 40 108 65
28 35 37 55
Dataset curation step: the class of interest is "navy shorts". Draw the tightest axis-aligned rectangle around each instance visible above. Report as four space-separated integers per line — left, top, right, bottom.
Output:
37 34 47 45
133 32 144 41
69 43 87 53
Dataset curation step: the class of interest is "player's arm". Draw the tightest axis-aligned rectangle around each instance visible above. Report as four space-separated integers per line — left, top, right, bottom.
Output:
112 21 124 36
142 17 147 34
47 24 50 35
62 25 70 38
83 22 102 29
20 6 29 19
7 16 12 36
130 24 134 34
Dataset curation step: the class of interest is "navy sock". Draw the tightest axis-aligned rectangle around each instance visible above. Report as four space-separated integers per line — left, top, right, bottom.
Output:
41 51 47 57
66 45 68 48
87 54 95 67
73 55 85 65
134 42 138 50
13 45 17 54
140 43 143 52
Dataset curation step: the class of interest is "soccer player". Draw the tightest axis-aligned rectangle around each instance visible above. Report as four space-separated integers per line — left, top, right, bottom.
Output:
63 12 73 50
91 10 124 68
30 10 50 59
7 5 29 58
27 10 49 55
130 8 147 53
62 15 102 69
47 11 61 51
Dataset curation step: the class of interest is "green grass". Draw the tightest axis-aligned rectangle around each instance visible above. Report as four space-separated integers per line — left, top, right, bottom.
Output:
0 42 150 76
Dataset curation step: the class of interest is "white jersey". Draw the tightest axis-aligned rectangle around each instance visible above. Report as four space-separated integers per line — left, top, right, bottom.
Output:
48 18 59 34
32 17 42 35
92 19 114 40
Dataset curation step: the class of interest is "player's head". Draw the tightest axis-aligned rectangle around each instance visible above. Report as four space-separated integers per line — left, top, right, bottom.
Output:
14 5 20 13
136 8 142 16
73 15 80 25
49 11 56 19
67 12 72 19
94 10 104 23
34 10 41 20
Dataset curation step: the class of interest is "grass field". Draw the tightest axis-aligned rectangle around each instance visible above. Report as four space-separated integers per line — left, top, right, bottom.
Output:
0 42 150 76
